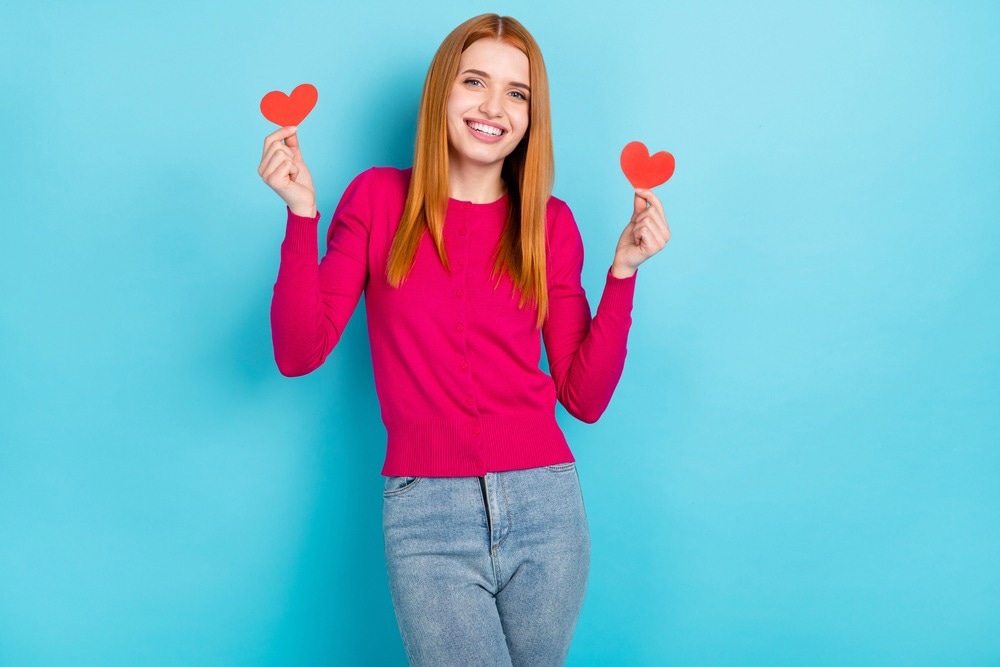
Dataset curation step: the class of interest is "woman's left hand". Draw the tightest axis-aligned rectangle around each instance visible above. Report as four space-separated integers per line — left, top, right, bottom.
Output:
611 189 671 278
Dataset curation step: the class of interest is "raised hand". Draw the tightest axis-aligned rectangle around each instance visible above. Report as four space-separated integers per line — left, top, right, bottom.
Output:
258 126 317 217
611 189 671 278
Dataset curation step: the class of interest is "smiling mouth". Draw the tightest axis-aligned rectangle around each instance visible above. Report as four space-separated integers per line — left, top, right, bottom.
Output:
465 120 506 137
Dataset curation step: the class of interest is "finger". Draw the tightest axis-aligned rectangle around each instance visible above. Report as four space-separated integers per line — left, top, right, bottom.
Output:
635 188 666 221
265 144 294 166
639 217 667 250
658 216 671 244
262 153 296 186
283 128 301 152
261 125 299 160
258 144 294 177
633 191 648 215
636 218 670 255
633 224 654 255
637 206 670 240
264 160 300 190
262 158 290 187
264 150 296 182
631 218 649 244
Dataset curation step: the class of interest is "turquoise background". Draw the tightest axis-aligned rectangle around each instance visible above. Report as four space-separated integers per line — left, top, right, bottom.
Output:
2 0 998 664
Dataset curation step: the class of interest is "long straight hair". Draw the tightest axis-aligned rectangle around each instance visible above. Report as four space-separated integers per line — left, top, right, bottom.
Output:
386 14 554 327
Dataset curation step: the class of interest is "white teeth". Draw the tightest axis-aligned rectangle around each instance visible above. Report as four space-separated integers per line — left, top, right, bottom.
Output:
468 121 503 136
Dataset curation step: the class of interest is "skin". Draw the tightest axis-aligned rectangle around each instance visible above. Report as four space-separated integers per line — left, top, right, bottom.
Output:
257 38 670 276
444 38 530 203
258 125 315 218
613 189 670 279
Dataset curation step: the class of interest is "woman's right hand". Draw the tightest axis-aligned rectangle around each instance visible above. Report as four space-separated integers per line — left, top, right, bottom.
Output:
258 126 317 217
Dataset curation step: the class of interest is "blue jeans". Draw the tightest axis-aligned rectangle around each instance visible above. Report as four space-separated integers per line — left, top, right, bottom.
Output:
382 464 591 666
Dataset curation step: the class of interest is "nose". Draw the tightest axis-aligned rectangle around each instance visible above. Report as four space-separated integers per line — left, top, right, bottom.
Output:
478 87 504 119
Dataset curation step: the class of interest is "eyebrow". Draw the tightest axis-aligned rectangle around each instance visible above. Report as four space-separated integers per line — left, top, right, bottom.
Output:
461 69 531 93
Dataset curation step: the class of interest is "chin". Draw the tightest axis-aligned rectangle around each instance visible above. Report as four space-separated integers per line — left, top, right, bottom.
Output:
454 145 514 169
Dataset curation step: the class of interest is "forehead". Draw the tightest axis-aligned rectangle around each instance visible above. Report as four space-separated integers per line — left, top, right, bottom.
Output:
458 38 530 82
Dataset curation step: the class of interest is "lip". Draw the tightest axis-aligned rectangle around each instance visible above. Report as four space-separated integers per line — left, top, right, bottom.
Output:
464 118 508 144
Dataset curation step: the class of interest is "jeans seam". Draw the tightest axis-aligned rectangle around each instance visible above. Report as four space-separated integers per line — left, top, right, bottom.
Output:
383 476 423 498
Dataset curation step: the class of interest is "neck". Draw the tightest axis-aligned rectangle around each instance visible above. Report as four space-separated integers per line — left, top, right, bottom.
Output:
447 156 506 203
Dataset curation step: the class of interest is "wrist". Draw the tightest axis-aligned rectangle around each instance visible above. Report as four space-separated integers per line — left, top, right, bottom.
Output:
288 202 318 219
610 262 636 279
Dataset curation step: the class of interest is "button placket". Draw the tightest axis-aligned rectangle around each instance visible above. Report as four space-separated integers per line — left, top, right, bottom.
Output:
457 207 476 409
458 207 480 441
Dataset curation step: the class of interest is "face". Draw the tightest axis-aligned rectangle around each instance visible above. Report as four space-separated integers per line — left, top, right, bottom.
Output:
446 38 531 172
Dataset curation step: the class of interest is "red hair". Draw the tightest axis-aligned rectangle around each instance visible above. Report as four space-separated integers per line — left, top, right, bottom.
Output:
386 13 554 327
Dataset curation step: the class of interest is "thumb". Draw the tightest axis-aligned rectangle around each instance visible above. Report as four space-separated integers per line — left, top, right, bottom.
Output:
283 127 300 151
634 190 648 215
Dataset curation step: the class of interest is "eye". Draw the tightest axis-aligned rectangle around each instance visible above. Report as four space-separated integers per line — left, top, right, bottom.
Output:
464 78 484 87
509 90 528 101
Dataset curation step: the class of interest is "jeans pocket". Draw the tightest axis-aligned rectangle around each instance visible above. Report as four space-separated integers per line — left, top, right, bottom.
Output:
383 475 422 497
544 462 577 474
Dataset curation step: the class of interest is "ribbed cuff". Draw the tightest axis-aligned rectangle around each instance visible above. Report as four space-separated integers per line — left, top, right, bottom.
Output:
598 267 637 320
282 207 322 255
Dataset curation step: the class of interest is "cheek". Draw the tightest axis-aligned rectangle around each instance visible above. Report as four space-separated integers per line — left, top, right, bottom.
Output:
445 98 464 141
446 87 469 122
514 108 530 138
445 97 460 125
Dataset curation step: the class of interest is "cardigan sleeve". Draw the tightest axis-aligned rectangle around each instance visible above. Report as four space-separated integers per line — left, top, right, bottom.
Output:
542 200 637 423
270 169 374 376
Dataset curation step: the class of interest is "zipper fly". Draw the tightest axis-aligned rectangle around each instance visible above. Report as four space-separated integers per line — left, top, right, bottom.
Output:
479 475 493 538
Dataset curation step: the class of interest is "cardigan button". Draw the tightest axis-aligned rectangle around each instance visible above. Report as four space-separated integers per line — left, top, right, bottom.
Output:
459 228 467 236
473 425 482 435
456 289 465 298
465 396 474 406
456 323 465 333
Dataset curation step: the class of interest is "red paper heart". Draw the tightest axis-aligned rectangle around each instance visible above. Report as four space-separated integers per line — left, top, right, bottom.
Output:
260 83 318 126
620 141 675 189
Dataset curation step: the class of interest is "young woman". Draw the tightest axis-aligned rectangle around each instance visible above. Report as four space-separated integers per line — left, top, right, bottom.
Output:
258 13 669 666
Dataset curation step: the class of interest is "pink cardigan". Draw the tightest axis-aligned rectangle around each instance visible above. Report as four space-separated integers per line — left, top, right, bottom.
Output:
271 167 636 476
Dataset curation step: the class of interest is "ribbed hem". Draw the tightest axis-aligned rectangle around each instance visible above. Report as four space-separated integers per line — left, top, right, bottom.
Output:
282 207 322 256
380 414 574 477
